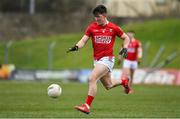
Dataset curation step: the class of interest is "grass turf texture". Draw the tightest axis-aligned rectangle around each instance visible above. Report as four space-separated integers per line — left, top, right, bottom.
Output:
0 80 179 118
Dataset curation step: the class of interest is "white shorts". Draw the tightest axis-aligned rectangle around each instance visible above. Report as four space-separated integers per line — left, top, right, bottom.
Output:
123 59 138 70
94 56 115 72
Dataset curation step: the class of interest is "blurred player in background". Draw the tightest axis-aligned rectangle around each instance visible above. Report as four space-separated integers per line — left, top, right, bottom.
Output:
67 5 130 114
118 30 143 93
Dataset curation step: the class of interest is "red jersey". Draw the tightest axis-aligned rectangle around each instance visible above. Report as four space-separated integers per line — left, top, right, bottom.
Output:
126 39 141 61
85 21 124 60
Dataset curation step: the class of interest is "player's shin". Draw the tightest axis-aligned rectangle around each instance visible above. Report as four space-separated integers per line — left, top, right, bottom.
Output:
85 95 94 106
121 74 131 94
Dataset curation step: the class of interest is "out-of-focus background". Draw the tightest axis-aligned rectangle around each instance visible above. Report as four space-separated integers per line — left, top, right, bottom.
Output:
0 0 180 118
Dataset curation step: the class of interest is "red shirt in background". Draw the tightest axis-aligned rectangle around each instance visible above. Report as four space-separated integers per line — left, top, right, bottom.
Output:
126 39 141 61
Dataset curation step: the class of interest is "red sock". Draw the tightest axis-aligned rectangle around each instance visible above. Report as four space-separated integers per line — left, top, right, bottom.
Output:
85 95 94 106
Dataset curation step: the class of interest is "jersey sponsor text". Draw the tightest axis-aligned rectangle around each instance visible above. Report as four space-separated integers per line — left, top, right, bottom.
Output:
94 36 112 44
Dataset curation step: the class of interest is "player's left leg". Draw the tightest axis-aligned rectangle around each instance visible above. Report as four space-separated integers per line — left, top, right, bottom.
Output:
99 72 130 94
121 67 131 94
100 72 121 90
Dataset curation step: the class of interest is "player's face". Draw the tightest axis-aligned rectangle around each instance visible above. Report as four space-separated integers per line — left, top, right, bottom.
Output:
127 32 134 39
94 14 107 26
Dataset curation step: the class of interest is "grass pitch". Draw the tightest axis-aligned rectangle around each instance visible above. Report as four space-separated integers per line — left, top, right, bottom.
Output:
0 80 179 118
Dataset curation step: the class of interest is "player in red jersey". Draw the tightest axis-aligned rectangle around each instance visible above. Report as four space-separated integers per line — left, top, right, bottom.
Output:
67 5 130 114
119 30 143 93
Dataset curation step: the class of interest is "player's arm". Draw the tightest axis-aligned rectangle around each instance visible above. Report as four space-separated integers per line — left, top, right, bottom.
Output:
137 42 143 64
119 33 130 58
67 35 89 53
76 35 89 48
120 33 130 49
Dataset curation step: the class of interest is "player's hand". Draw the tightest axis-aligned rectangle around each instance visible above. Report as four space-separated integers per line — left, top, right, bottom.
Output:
67 45 78 53
119 48 128 58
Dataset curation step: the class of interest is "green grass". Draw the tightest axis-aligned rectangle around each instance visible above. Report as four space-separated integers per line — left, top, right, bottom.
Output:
0 18 179 69
0 80 179 118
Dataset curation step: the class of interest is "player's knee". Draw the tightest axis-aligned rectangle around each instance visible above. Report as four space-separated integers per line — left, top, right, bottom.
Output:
88 76 97 83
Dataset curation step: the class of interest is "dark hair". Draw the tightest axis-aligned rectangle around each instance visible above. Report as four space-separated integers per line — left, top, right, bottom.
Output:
127 30 135 34
92 5 107 16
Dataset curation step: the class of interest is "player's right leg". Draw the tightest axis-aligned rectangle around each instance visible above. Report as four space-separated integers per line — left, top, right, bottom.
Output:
128 60 138 93
129 69 135 88
74 63 109 114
